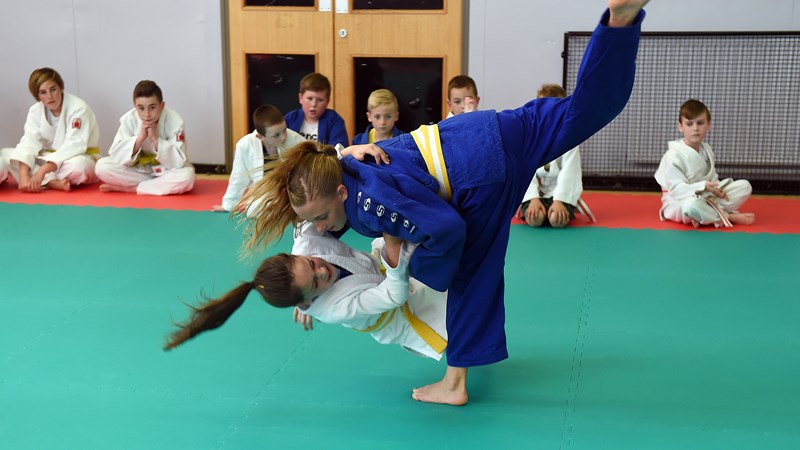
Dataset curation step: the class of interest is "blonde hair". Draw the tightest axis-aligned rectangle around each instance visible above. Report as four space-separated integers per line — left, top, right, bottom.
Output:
367 89 399 112
238 141 342 252
536 83 567 99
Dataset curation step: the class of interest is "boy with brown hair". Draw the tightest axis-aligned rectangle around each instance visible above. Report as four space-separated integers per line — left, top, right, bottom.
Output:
213 104 306 212
655 99 754 228
445 75 480 118
96 80 195 195
284 73 349 148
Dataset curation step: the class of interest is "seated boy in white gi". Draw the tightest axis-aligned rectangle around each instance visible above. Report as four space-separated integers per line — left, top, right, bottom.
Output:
96 80 195 195
165 221 447 362
213 104 306 212
2 67 100 192
519 84 587 228
655 99 754 228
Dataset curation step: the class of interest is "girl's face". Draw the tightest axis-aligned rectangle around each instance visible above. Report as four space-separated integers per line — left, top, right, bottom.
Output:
38 80 63 115
291 255 339 303
292 185 349 233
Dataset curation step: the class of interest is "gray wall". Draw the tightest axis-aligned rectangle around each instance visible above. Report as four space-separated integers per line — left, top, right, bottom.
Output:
2 1 799 165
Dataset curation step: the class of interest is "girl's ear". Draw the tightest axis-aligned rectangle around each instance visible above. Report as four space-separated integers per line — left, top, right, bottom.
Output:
337 184 348 201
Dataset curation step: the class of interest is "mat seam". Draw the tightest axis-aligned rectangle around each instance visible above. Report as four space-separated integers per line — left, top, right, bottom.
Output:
559 237 596 449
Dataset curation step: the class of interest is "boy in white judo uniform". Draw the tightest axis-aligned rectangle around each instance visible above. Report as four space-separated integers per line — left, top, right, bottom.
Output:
2 67 100 192
96 80 195 196
165 221 447 363
655 99 754 228
213 105 307 213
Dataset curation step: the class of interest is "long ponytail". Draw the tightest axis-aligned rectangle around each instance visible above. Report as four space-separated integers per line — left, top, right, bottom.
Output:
238 141 342 255
163 253 303 350
163 282 253 350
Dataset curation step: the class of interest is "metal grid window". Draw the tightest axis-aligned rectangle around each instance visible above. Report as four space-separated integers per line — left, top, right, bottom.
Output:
564 32 800 195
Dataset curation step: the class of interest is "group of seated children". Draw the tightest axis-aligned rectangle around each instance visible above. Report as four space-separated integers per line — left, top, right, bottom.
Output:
0 69 195 196
0 68 754 228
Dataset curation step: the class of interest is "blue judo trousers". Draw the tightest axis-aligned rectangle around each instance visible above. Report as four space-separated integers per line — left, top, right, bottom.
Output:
339 9 644 367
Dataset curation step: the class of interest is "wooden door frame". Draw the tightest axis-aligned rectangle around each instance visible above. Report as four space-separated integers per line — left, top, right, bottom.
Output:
221 0 467 172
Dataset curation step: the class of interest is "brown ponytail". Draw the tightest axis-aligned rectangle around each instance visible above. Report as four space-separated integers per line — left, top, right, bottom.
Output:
163 282 253 350
163 253 304 350
238 141 342 254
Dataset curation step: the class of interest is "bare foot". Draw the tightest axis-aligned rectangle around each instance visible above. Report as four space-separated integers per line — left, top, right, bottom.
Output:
691 218 701 228
99 183 136 193
47 179 71 192
412 380 468 406
729 212 755 225
411 366 468 406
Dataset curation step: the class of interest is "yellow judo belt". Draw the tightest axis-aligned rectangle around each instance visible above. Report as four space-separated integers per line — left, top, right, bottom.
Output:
356 304 447 354
411 124 452 202
44 147 100 156
135 154 159 166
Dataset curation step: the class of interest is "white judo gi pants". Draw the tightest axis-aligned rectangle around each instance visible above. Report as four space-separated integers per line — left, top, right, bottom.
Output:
0 151 8 184
95 157 195 196
662 178 752 226
1 148 97 187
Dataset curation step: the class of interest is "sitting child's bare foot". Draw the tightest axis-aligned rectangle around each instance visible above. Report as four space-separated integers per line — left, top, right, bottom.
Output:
729 212 755 225
690 218 700 228
411 380 468 406
47 179 71 192
99 183 136 193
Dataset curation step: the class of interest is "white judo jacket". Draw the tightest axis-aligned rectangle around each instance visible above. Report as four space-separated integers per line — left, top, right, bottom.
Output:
655 139 719 202
7 92 100 169
220 129 306 212
293 222 447 360
522 146 583 205
106 107 188 169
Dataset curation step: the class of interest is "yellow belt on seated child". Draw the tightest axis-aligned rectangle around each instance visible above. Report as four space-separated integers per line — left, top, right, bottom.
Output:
43 147 100 156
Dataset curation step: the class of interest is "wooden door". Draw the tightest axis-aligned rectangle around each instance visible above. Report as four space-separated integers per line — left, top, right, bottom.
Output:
225 0 463 165
226 0 335 148
333 1 463 139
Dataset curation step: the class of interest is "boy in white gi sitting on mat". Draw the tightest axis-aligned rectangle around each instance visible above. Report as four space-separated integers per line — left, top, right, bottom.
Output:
655 99 754 228
96 80 195 196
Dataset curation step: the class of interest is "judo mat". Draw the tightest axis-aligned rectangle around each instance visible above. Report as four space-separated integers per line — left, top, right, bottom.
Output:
0 178 228 211
1 201 798 449
2 179 798 233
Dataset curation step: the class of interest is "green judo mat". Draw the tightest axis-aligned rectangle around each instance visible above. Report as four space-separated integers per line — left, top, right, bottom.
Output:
1 203 798 449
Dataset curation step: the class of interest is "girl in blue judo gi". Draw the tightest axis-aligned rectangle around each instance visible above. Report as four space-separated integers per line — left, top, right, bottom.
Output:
239 0 650 405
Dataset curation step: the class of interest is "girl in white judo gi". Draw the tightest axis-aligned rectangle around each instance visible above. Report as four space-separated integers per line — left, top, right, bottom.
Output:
213 105 307 213
1 67 100 192
655 99 754 228
96 80 195 196
165 221 447 362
